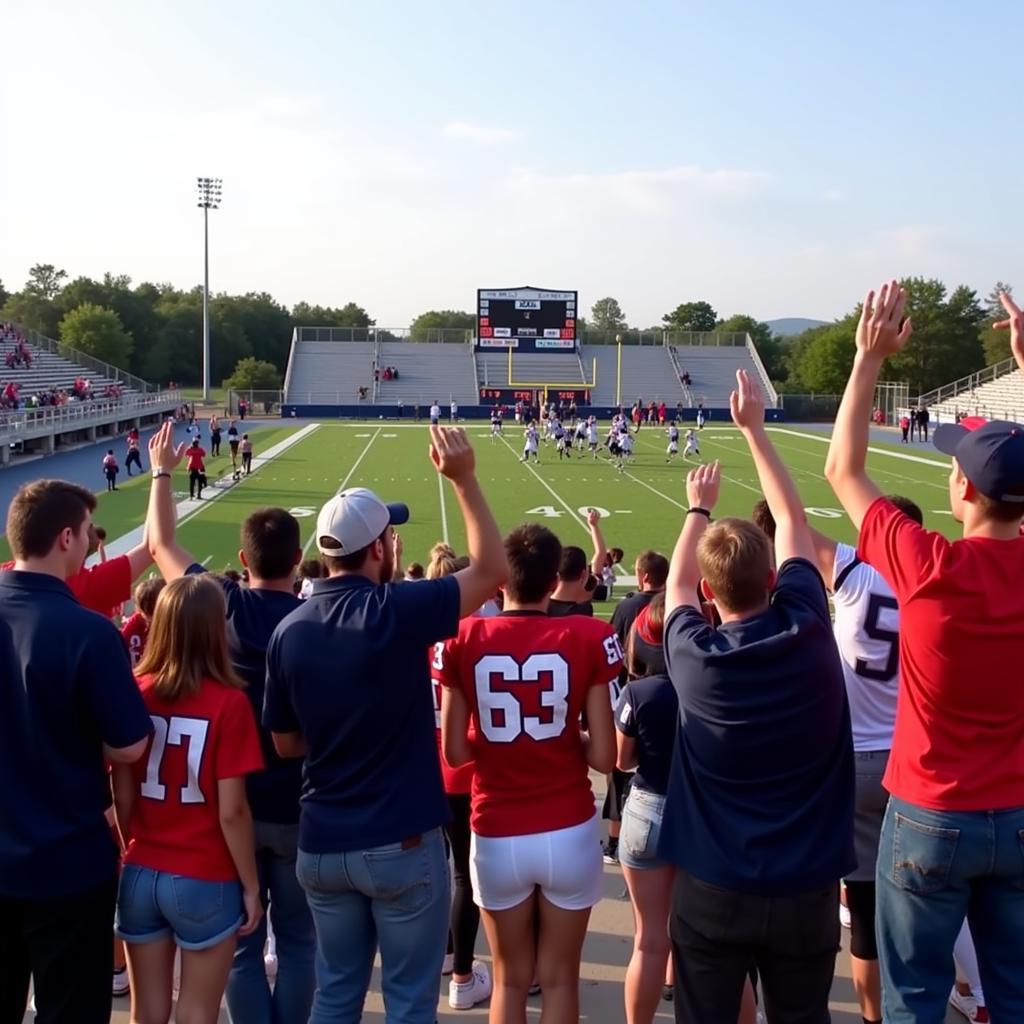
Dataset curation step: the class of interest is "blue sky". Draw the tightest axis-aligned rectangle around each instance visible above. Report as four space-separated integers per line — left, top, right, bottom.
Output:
2 0 1020 327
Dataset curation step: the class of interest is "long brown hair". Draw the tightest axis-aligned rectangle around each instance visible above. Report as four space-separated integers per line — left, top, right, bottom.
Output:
625 591 666 679
135 575 245 700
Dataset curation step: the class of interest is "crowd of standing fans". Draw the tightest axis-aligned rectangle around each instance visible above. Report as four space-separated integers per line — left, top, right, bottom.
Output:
1 282 1023 1024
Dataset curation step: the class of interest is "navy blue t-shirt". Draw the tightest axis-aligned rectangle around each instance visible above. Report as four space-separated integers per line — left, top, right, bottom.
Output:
614 673 677 795
264 573 461 853
0 571 152 898
188 565 304 824
659 559 855 895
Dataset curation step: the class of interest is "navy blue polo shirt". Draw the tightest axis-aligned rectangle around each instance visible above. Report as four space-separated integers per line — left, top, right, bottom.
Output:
0 571 152 899
188 565 303 824
659 559 855 895
264 573 461 853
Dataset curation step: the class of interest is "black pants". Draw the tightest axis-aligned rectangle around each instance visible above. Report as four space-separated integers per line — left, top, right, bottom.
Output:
242 451 252 474
670 869 839 1024
125 450 142 474
0 873 117 1024
189 468 204 497
444 793 479 975
211 436 221 456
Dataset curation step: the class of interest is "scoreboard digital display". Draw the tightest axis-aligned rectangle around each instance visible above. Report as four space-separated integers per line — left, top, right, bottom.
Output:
477 286 577 348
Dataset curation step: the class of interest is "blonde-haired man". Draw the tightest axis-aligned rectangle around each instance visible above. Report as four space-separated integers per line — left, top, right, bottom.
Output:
659 370 855 1024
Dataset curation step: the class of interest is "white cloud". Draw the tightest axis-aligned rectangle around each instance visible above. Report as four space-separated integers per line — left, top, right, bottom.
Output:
501 164 768 217
443 120 521 144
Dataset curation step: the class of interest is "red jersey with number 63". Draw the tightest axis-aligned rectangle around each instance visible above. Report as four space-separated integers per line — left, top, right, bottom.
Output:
437 612 623 837
123 675 264 881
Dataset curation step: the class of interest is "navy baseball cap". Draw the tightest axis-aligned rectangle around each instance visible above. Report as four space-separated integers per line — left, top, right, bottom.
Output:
933 419 1024 503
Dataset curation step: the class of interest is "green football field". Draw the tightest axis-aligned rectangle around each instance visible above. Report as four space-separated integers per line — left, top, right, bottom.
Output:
30 419 956 585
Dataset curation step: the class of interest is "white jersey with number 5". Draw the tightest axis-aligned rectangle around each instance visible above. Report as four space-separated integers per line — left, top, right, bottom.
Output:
832 542 900 751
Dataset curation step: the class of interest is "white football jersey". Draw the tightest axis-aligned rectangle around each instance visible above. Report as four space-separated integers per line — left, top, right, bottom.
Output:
832 542 899 751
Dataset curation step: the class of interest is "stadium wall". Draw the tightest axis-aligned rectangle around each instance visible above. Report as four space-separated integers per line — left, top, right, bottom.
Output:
281 403 786 423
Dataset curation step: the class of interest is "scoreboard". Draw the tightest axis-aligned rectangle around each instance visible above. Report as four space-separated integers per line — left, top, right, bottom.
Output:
477 286 577 349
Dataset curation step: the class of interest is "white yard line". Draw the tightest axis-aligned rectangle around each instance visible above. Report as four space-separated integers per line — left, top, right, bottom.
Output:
90 424 322 562
301 428 383 555
437 474 450 545
497 434 593 538
766 427 949 469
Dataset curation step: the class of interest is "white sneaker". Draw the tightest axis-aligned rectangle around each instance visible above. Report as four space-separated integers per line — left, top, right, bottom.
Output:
112 967 130 997
839 903 851 929
449 960 493 1010
442 952 454 976
949 986 988 1022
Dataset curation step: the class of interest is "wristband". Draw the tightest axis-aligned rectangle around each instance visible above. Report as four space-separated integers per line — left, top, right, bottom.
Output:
152 469 172 480
686 507 711 518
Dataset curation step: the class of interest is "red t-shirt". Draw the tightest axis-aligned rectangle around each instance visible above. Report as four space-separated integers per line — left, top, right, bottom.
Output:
429 643 475 794
858 497 1024 810
123 674 264 881
186 447 206 471
1 555 131 617
438 613 623 837
121 612 150 668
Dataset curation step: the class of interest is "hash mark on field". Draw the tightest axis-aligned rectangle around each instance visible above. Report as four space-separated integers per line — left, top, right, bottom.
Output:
201 555 213 566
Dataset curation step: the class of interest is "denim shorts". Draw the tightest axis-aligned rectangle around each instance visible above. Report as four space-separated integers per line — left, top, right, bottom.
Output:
619 786 668 870
116 864 244 950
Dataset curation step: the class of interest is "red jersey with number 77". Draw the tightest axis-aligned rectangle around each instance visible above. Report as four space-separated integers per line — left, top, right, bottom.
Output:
437 611 624 838
122 675 264 881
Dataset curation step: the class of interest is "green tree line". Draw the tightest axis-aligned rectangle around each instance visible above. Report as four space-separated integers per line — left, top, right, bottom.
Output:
0 266 1013 395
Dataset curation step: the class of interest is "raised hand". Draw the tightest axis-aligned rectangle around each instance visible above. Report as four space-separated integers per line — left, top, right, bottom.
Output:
586 507 601 527
993 292 1024 372
857 280 912 360
148 420 187 470
729 368 765 431
686 459 721 512
429 425 476 483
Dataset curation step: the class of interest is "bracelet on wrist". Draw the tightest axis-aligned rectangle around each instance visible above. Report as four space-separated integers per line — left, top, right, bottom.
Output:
686 506 711 518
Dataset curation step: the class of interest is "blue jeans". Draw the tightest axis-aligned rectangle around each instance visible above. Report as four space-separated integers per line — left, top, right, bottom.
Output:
225 821 316 1024
876 796 1024 1023
116 865 243 950
297 827 449 1024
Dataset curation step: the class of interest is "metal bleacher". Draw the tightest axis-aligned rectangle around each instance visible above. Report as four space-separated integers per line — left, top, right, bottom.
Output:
474 350 585 389
375 342 477 407
583 345 683 405
925 359 1024 424
671 344 774 406
1 336 142 401
284 340 376 404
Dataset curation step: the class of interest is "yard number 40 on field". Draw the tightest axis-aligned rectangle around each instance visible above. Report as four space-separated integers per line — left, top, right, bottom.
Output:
526 506 613 519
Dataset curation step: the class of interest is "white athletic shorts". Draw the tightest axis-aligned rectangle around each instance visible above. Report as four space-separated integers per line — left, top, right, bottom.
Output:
668 441 678 453
470 813 603 912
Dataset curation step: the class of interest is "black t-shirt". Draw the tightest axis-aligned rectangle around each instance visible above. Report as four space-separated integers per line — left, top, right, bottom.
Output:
611 590 656 644
659 559 855 895
614 673 677 794
547 598 594 617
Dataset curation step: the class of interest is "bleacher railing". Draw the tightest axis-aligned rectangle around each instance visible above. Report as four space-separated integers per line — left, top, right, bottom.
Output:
0 390 181 443
8 324 160 394
295 327 751 347
916 356 1019 410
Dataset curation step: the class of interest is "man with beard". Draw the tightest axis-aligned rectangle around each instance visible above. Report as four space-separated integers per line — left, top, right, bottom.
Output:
264 426 506 1023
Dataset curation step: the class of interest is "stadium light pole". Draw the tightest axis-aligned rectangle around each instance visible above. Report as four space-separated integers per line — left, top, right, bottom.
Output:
196 177 223 403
